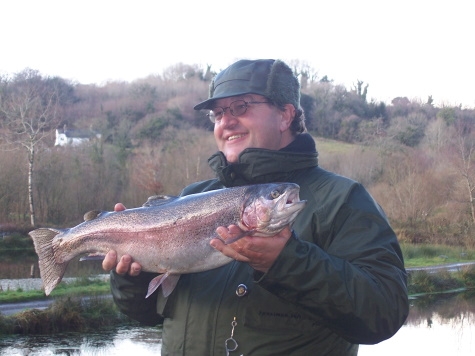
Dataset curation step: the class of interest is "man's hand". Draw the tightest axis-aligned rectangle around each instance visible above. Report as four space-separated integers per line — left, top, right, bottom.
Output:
101 203 142 276
210 225 292 273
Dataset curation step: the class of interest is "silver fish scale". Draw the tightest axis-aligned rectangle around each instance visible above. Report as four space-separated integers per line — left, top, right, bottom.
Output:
58 186 247 273
29 183 305 296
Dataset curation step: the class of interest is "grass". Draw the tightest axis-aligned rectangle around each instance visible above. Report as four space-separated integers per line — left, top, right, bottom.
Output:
316 136 359 154
408 268 475 296
0 277 110 304
400 243 475 297
0 246 474 336
0 277 130 335
401 243 475 268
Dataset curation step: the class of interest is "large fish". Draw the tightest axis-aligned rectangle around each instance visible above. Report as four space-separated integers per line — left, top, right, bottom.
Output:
29 183 306 298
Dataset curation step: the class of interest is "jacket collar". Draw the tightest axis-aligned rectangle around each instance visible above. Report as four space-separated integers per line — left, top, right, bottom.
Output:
208 133 319 187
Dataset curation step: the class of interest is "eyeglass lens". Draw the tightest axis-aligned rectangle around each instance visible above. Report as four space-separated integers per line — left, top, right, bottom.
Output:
207 100 269 123
209 100 247 123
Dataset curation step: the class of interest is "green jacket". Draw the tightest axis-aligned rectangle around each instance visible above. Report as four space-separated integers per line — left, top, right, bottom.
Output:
110 134 408 355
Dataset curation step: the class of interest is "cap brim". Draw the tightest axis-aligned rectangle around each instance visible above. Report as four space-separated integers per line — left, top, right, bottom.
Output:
193 98 219 111
193 91 264 110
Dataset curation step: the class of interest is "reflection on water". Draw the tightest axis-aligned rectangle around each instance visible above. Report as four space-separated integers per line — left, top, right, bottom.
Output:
360 292 475 356
0 258 105 280
0 325 162 355
0 293 473 355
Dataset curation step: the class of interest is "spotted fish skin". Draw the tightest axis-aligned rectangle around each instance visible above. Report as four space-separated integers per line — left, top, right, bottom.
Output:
29 183 306 297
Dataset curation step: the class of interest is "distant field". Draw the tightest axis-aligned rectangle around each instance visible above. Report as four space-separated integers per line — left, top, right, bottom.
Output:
314 136 359 154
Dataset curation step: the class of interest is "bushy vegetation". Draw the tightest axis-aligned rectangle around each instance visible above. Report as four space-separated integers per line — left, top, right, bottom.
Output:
1 61 475 249
408 268 475 296
0 295 134 335
0 231 36 259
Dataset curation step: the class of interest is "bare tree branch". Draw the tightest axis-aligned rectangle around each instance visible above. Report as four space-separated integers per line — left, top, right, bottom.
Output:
0 69 60 227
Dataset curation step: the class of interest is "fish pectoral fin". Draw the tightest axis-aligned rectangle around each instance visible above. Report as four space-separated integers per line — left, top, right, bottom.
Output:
221 229 256 245
146 272 181 298
79 253 106 261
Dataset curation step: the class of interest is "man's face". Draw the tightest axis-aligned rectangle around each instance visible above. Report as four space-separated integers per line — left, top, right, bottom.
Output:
212 94 293 163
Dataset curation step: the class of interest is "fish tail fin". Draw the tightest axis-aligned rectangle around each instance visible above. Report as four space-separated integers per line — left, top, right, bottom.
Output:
29 228 68 296
146 272 181 298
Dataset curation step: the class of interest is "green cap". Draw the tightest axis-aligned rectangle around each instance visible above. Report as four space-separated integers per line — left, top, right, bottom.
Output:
194 59 301 111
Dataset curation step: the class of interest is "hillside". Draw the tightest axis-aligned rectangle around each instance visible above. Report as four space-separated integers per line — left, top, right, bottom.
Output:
1 65 475 248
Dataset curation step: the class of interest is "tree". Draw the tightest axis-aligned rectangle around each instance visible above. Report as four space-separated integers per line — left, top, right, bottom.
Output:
451 129 475 225
288 59 319 89
0 69 61 227
353 80 369 102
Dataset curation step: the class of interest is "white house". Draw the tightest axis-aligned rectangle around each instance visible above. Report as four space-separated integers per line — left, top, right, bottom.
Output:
54 126 101 147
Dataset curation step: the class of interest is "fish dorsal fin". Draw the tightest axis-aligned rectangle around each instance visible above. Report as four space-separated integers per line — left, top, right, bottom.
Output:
142 195 178 207
83 210 103 221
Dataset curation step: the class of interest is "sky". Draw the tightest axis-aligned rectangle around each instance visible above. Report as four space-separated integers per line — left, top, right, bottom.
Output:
2 0 474 108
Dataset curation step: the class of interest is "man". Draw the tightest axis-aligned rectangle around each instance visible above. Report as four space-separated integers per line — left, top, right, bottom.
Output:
103 59 409 355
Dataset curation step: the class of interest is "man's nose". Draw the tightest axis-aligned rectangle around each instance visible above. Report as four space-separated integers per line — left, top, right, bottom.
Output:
219 110 238 127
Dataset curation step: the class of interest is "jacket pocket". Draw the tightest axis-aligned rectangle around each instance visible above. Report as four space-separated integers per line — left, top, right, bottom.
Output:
242 284 322 332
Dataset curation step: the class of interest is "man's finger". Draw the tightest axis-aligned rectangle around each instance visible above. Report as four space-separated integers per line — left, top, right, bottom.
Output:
102 250 117 271
115 255 132 275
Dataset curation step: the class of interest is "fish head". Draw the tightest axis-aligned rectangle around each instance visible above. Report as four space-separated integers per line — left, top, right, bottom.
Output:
240 183 306 236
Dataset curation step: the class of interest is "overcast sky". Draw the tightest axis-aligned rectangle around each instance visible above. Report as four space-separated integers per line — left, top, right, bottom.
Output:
2 0 474 108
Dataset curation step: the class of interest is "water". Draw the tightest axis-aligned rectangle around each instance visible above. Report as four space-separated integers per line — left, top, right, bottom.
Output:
0 258 104 280
359 294 475 356
0 326 162 355
1 293 473 355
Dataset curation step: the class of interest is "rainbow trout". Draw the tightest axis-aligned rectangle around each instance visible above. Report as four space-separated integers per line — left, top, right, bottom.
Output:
29 183 306 298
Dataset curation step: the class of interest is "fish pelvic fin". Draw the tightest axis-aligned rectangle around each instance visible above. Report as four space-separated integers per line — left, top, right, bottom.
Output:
146 272 181 298
28 228 68 296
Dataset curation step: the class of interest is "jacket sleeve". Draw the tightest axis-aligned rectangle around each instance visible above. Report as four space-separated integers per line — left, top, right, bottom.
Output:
256 183 409 344
110 271 163 326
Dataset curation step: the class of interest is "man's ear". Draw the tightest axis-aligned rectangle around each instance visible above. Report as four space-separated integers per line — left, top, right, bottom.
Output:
280 104 296 132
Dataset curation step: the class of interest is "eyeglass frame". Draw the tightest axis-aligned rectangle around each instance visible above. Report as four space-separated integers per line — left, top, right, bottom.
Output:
206 99 271 123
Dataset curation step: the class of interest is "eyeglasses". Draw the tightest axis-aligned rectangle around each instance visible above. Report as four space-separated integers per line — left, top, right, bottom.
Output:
207 100 271 123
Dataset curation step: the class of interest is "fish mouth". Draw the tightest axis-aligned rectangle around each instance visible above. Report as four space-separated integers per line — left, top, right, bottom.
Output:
248 184 307 236
276 186 307 217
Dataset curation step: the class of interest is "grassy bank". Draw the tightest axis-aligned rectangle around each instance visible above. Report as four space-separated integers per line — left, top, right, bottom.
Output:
1 242 475 336
1 243 474 305
408 268 475 296
1 269 474 336
0 295 135 335
0 277 110 304
401 243 475 268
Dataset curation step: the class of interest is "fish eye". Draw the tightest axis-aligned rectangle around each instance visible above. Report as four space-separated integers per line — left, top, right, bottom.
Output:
270 190 281 199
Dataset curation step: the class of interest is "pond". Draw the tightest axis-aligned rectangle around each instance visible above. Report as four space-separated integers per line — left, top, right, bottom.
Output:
1 292 474 355
359 292 475 355
0 325 162 355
